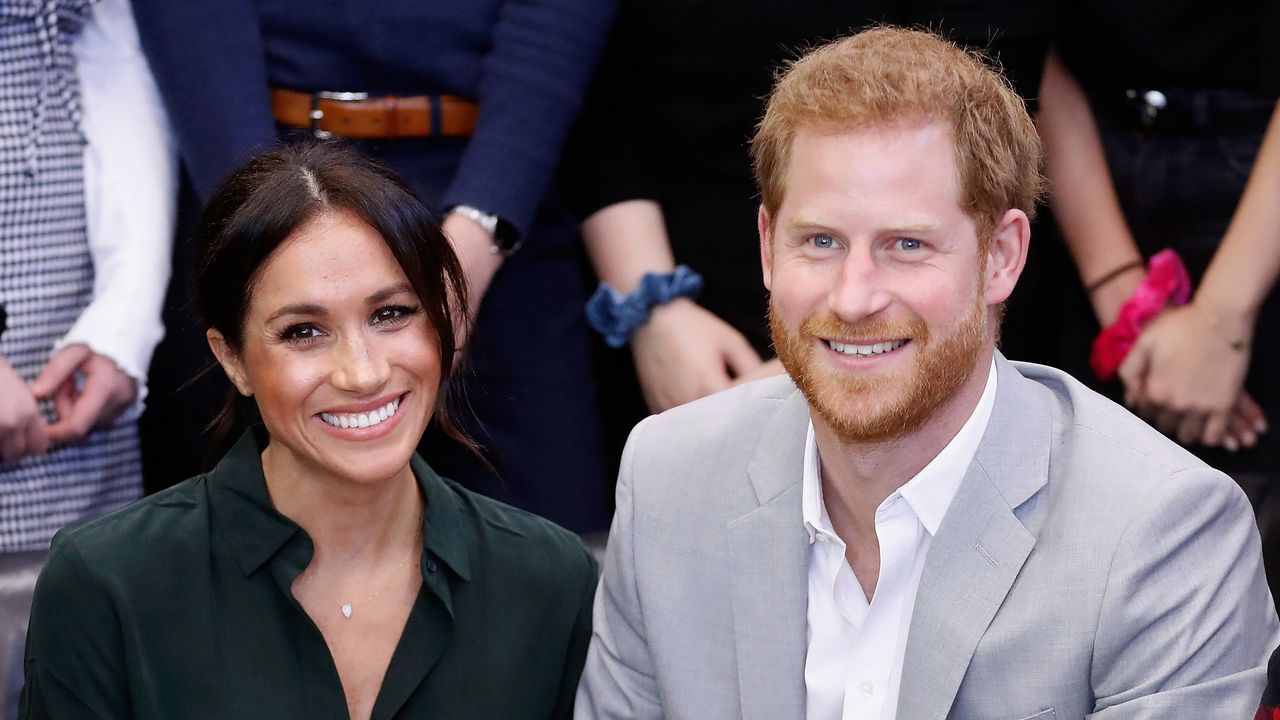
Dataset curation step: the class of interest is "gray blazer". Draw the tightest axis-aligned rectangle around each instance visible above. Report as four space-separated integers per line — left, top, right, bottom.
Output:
576 356 1279 719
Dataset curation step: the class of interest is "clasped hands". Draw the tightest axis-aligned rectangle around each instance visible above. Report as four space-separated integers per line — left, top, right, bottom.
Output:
1117 303 1265 451
0 345 137 464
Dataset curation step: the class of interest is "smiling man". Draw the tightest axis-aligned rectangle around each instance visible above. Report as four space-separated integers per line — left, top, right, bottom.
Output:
575 27 1279 720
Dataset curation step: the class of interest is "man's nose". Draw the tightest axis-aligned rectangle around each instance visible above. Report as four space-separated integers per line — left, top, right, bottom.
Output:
827 246 892 322
331 333 390 394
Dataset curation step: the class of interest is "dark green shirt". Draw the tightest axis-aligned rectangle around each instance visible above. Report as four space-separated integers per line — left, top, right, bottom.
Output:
20 429 597 719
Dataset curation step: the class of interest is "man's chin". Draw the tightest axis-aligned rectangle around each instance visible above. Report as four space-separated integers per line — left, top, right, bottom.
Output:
807 386 929 444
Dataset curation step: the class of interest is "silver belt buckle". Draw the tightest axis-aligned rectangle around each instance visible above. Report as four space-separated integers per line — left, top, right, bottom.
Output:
309 91 370 139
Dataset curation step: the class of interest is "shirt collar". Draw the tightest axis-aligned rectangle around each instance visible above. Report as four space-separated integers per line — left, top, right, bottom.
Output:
801 358 998 541
207 426 476 587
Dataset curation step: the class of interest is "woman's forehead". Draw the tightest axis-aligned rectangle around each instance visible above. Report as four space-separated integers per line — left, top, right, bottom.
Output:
248 211 413 315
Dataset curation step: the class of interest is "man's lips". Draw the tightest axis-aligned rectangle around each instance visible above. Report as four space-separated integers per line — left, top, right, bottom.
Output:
824 338 910 357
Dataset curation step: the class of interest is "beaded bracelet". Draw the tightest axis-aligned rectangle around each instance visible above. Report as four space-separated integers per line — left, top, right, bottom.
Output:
586 265 704 348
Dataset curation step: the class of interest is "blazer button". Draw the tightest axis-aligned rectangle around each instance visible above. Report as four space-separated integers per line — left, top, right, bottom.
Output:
425 556 439 573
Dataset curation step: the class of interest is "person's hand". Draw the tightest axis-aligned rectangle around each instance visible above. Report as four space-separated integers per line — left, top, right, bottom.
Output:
1118 303 1259 449
0 356 47 464
442 211 505 344
631 299 763 413
1221 391 1269 452
31 345 137 445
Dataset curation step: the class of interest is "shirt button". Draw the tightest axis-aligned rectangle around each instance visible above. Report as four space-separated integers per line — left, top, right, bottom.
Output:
425 556 439 573
859 681 875 697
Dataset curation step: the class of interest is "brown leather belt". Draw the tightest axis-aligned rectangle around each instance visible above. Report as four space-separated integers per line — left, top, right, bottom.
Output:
270 88 479 139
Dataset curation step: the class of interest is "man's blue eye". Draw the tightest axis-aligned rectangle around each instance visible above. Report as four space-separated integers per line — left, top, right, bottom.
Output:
897 238 922 250
811 234 836 249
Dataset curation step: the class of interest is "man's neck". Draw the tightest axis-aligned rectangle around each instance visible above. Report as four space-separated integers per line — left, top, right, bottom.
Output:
815 351 994 543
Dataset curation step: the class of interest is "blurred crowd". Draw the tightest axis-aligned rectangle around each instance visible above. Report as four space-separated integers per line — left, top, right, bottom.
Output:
0 0 1277 714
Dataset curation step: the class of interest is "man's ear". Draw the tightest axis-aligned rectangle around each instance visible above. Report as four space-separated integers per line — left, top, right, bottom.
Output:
758 205 774 292
206 328 253 397
984 208 1030 306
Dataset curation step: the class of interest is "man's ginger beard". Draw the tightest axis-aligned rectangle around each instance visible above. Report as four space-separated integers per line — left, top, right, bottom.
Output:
769 286 988 444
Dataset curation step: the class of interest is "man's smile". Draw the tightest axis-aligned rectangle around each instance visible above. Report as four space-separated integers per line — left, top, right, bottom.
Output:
825 339 910 357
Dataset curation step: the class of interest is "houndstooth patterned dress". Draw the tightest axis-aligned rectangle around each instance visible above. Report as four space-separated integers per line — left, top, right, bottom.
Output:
0 0 141 552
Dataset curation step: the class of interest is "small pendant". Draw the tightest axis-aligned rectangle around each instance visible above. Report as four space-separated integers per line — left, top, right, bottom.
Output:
341 603 353 618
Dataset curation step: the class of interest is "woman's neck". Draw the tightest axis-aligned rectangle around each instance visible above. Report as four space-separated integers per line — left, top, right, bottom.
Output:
261 444 424 568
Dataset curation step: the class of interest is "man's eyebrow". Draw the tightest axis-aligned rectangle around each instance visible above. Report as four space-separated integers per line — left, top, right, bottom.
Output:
265 303 327 323
884 222 942 234
787 218 942 234
365 282 414 305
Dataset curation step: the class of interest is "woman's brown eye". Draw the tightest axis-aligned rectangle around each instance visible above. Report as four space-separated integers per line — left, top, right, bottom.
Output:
372 305 418 325
280 324 323 342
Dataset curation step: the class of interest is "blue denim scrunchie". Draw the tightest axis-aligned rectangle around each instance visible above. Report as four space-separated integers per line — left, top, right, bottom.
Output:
585 265 704 348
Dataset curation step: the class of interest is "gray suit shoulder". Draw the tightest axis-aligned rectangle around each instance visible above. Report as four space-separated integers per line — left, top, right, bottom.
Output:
620 374 803 518
1013 360 1212 469
1009 360 1246 516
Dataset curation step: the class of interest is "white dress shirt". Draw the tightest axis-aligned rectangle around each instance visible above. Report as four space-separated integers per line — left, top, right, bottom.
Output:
61 0 176 401
804 359 998 720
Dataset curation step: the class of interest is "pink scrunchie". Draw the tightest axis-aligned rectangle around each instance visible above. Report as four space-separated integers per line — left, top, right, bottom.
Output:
1089 249 1192 381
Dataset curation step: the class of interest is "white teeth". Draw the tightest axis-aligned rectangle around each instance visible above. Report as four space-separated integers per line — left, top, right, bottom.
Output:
319 396 403 430
829 339 907 356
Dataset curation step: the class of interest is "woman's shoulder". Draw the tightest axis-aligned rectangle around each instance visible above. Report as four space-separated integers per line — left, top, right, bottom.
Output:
429 472 598 591
46 475 214 583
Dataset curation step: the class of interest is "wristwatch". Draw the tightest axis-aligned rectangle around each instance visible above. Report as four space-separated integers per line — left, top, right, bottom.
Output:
0 303 6 341
450 204 522 257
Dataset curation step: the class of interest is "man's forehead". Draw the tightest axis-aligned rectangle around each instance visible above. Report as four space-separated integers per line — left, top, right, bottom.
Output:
780 123 964 215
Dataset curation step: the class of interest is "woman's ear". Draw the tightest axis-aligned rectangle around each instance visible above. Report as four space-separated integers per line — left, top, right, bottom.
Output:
207 328 253 397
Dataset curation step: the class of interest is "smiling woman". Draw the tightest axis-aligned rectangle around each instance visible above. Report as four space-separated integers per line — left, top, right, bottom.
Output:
19 144 598 720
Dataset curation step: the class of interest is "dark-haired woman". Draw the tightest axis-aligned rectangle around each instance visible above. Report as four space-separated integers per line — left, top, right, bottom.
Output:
130 0 617 538
19 144 597 720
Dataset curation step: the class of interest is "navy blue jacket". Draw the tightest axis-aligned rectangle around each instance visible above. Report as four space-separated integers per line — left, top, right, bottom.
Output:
129 0 619 239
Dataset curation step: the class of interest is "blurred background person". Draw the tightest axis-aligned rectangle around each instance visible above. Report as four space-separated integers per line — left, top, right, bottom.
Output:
130 0 619 534
21 143 596 720
562 0 1054 473
0 0 173 713
1036 0 1280 596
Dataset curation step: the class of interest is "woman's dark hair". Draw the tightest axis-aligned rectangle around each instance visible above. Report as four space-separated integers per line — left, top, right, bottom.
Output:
194 141 477 459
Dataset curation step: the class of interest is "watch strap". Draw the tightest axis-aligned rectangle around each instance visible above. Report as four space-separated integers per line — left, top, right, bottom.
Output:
450 204 522 257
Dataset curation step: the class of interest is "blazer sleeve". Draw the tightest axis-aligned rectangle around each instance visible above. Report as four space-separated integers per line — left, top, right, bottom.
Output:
575 416 665 720
127 0 276 201
20 534 132 719
439 0 620 239
558 10 661 222
1086 466 1279 717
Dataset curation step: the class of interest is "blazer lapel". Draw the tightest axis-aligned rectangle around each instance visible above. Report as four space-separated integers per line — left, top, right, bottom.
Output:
729 389 811 720
897 356 1052 720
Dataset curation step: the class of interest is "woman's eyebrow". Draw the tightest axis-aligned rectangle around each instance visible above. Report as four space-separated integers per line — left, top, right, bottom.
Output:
265 303 327 323
365 282 414 304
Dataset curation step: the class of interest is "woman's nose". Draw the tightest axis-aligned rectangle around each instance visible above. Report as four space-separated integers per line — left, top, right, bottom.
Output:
331 334 390 394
